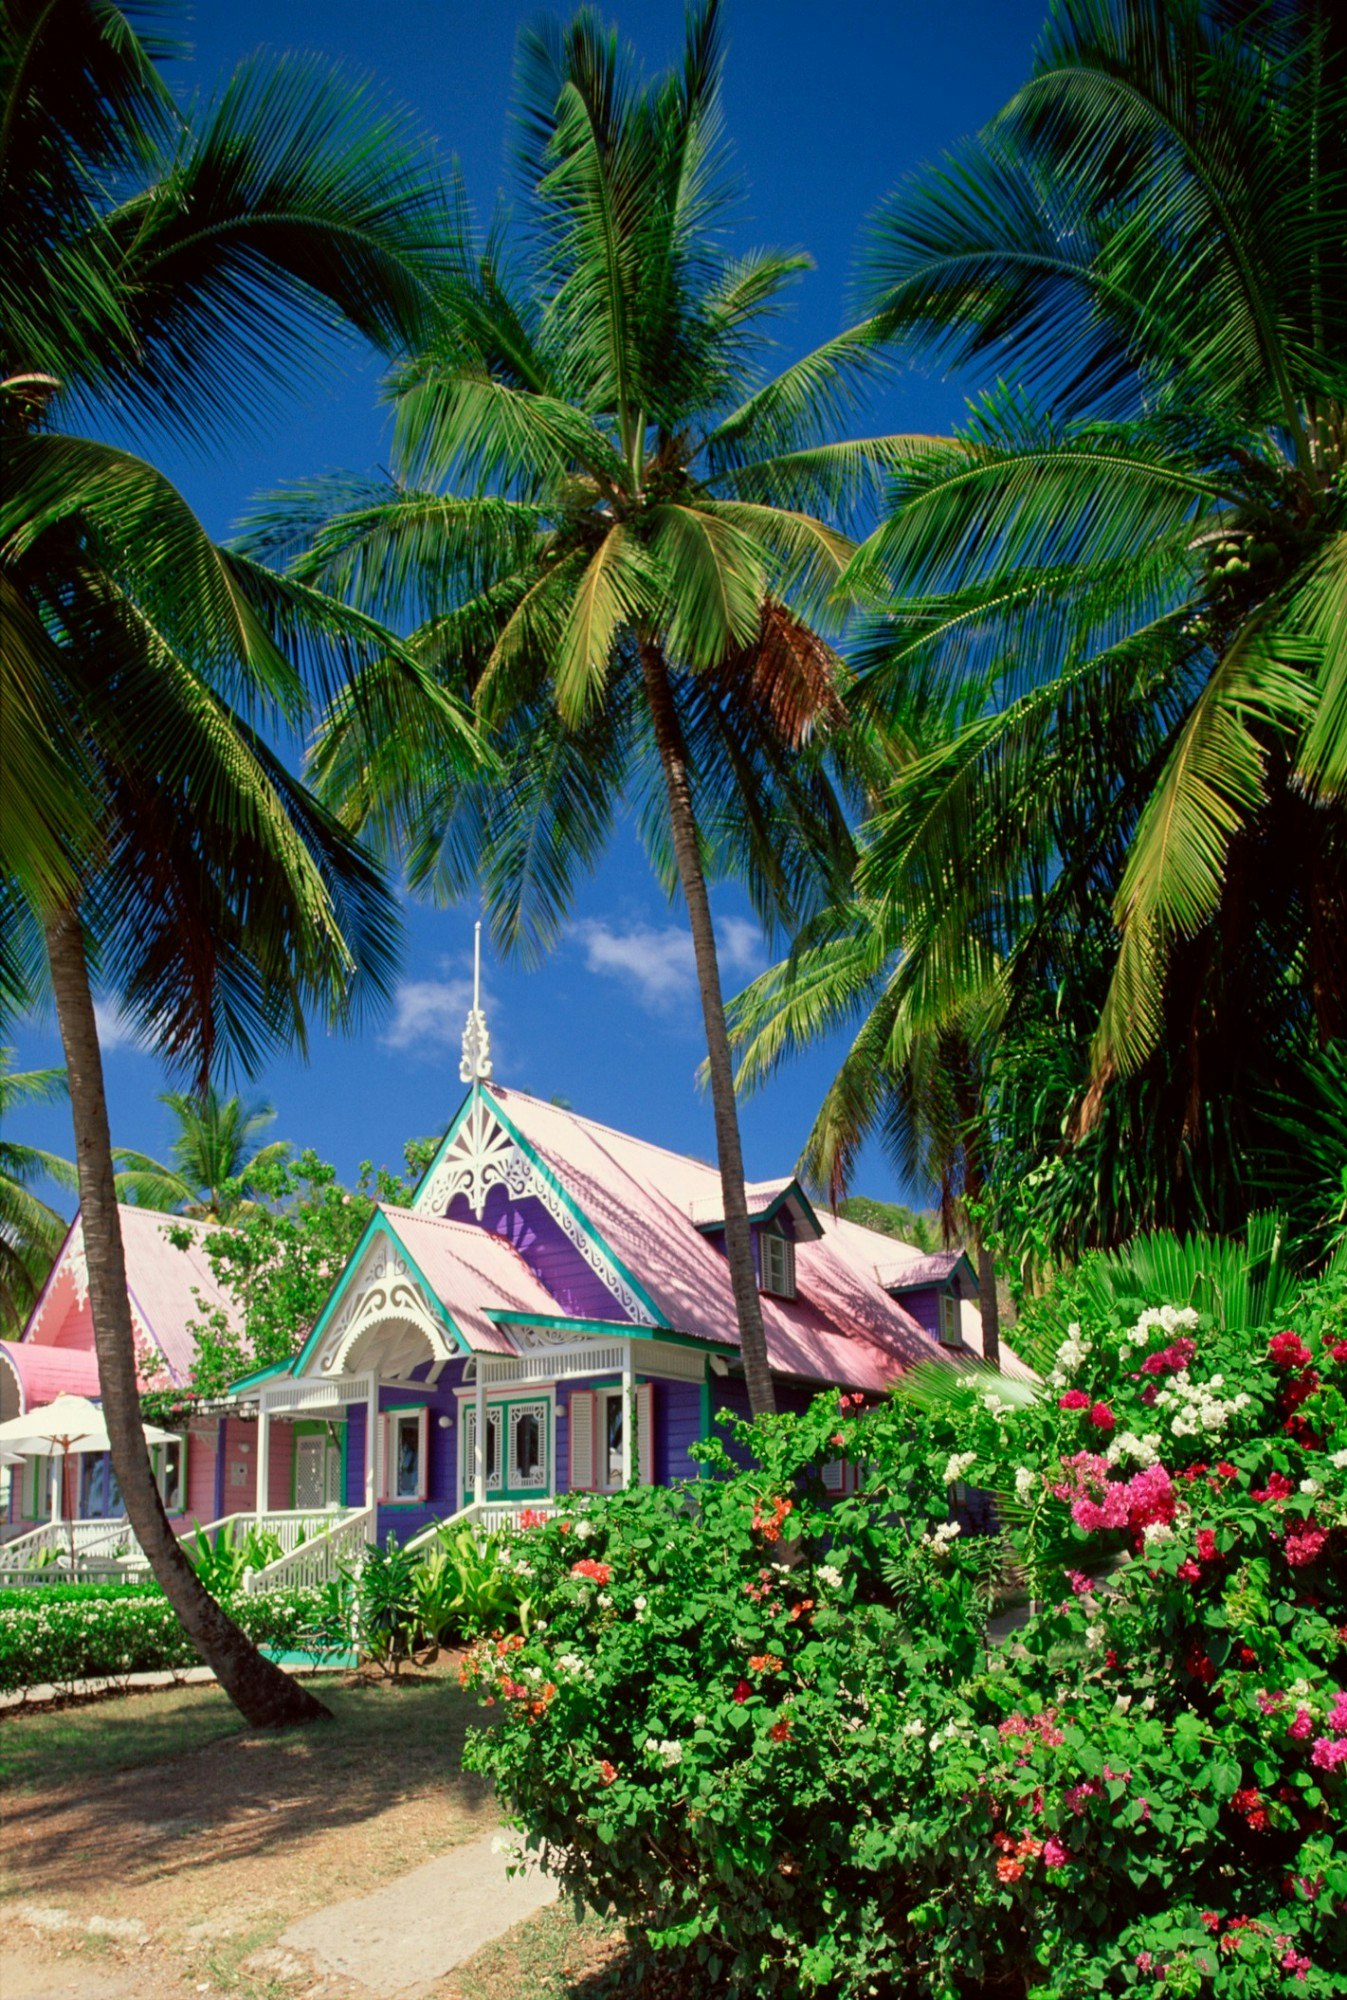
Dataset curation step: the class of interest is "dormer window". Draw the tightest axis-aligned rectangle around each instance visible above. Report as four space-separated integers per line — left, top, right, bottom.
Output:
760 1229 796 1300
938 1291 961 1347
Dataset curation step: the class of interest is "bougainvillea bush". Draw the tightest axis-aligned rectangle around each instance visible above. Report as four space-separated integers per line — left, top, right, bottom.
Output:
462 1239 1347 1999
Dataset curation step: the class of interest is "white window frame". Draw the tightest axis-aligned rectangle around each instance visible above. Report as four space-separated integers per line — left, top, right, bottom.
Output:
152 1435 187 1514
759 1228 796 1300
938 1291 961 1347
382 1407 429 1504
456 1388 557 1501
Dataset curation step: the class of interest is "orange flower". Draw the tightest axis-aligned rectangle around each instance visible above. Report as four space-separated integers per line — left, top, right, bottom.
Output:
747 1653 784 1674
996 1856 1025 1883
597 1760 617 1785
769 1718 792 1743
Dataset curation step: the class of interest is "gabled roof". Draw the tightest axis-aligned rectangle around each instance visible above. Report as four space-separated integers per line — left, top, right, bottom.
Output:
875 1250 976 1294
687 1177 824 1242
18 1205 241 1391
480 1087 935 1388
0 1341 100 1420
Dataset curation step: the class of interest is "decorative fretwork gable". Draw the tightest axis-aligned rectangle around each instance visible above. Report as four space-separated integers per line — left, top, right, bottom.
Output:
316 1229 457 1378
413 1088 661 1329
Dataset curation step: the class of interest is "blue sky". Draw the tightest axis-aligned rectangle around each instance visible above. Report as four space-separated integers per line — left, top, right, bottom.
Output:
13 0 1046 1212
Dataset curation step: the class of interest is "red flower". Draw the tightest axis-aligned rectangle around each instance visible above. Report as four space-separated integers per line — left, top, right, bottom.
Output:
1284 1524 1328 1567
570 1557 612 1586
597 1759 617 1785
1087 1401 1116 1431
1177 1559 1202 1582
1186 1647 1217 1684
733 1678 751 1704
1327 1339 1347 1364
1252 1473 1295 1504
768 1718 792 1743
1196 1528 1219 1563
1269 1331 1313 1371
1214 1461 1239 1480
1057 1390 1091 1411
1139 1337 1197 1376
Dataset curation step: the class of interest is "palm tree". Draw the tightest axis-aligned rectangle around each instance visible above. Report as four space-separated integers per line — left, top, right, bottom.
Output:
848 0 1346 1140
115 1090 289 1220
726 883 1005 1364
0 1051 76 1336
263 1 908 1417
3 0 476 1725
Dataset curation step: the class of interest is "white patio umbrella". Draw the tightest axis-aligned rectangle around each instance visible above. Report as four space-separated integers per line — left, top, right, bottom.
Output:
0 1395 179 1543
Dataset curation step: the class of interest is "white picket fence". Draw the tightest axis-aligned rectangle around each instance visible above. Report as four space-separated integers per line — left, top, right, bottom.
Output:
241 1506 375 1594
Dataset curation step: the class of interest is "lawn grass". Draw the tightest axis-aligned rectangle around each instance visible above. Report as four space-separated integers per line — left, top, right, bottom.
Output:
0 1677 255 1792
450 1902 629 2000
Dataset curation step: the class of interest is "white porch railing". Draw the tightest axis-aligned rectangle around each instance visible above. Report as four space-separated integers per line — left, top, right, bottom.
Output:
403 1498 558 1555
0 1517 142 1571
183 1508 353 1558
241 1506 375 1594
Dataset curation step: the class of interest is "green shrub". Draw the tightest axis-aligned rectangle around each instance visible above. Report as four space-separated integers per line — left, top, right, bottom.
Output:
462 1242 1347 1999
183 1518 285 1593
0 1585 334 1694
0 1581 160 1611
313 1523 533 1674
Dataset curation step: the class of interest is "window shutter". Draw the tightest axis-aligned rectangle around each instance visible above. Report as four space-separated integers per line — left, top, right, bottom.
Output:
939 1292 961 1347
416 1408 430 1502
568 1391 596 1491
378 1415 391 1502
821 1457 845 1494
176 1433 188 1513
636 1382 654 1485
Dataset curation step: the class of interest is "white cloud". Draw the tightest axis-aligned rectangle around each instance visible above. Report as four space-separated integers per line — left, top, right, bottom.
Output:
573 917 763 1014
92 1000 145 1053
379 977 475 1053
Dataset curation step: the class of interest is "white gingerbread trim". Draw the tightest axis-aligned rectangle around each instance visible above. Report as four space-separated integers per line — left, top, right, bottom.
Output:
316 1234 457 1377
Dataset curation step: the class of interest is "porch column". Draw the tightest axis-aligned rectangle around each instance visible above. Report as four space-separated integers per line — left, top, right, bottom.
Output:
255 1397 270 1524
49 1454 61 1523
621 1343 634 1489
364 1374 378 1512
473 1366 486 1505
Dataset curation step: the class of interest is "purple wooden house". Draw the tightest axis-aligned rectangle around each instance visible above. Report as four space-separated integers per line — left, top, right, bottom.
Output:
224 986 1006 1585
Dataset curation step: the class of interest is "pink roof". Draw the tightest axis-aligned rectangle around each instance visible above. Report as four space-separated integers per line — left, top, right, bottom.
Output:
489 1087 936 1389
0 1341 100 1416
377 1206 561 1356
19 1205 241 1392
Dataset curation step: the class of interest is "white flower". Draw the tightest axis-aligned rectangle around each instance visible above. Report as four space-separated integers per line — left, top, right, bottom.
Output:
1105 1431 1162 1468
1332 1449 1347 1470
1014 1466 1037 1500
597 1591 612 1608
556 1653 585 1676
1300 1478 1322 1498
634 1595 648 1612
644 1737 683 1767
1084 1622 1106 1650
816 1564 843 1589
944 1451 978 1485
573 1520 595 1540
1141 1521 1174 1545
902 1717 926 1737
1114 1695 1133 1713
922 1520 962 1558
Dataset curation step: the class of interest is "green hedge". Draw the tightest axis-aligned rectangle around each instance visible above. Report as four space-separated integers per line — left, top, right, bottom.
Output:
0 1581 161 1612
0 1586 335 1694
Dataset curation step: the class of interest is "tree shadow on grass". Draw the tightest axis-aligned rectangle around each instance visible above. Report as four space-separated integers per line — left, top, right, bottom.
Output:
1 1673 494 1902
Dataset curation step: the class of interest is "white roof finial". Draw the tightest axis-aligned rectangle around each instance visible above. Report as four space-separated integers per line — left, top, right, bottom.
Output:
459 920 493 1083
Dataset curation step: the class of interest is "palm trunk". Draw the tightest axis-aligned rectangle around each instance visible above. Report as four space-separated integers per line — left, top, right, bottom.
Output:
44 907 328 1728
954 1048 1001 1371
640 641 776 1418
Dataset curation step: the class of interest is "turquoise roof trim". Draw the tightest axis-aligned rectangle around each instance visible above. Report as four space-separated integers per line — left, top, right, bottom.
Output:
227 1356 295 1396
412 1083 671 1331
485 1310 734 1354
287 1209 470 1379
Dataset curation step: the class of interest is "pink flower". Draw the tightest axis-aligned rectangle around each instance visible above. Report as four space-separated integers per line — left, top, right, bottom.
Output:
1087 1401 1116 1431
1310 1736 1347 1770
1289 1706 1314 1740
1177 1559 1202 1582
1256 1691 1285 1715
1058 1390 1091 1410
1043 1835 1070 1867
1066 1570 1095 1596
1329 1691 1347 1733
1268 1331 1313 1371
1196 1528 1219 1563
1253 1472 1295 1503
1139 1337 1197 1376
1284 1525 1328 1567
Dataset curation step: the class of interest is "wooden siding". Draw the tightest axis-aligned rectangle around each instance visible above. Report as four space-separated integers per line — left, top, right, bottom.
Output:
186 1422 218 1521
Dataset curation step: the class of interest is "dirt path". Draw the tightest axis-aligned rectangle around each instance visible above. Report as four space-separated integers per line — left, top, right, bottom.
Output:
0 1669 534 1998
